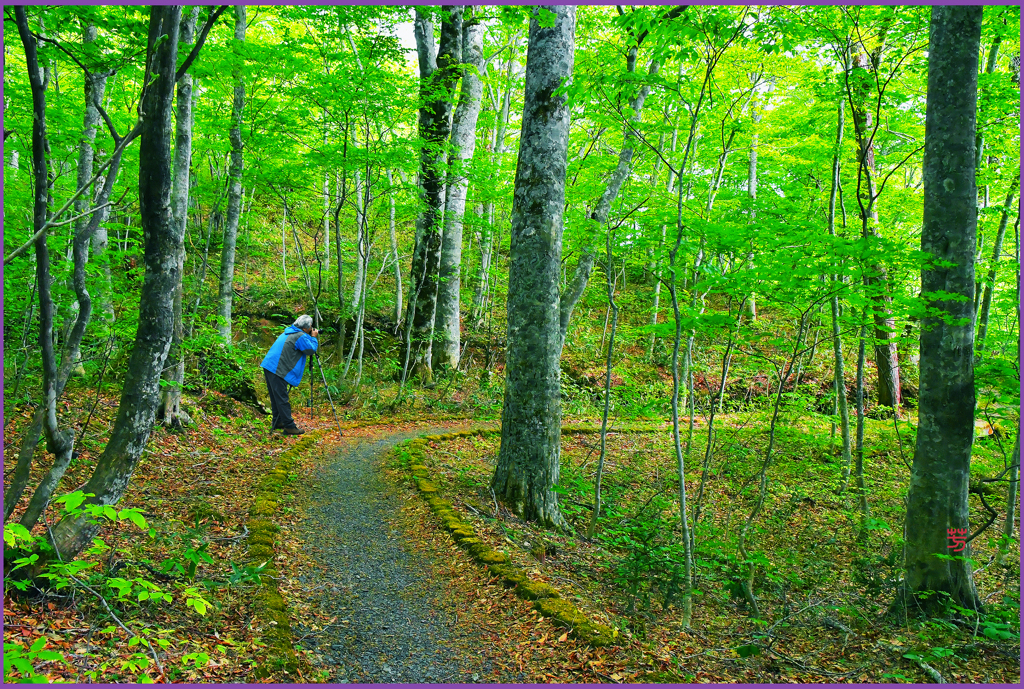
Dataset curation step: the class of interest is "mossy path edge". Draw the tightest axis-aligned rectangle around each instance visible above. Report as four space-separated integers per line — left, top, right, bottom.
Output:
244 431 323 679
393 425 670 649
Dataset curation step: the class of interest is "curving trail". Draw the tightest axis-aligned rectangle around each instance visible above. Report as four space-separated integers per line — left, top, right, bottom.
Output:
294 429 492 683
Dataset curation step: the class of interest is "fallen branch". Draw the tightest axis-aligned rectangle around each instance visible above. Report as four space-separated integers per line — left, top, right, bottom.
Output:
67 573 166 679
878 641 944 684
209 525 250 542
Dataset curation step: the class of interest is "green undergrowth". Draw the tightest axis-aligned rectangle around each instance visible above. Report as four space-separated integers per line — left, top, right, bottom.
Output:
392 414 1020 683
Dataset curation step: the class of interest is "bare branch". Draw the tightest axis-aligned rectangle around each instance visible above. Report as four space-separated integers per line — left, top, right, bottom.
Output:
4 123 140 265
175 5 229 81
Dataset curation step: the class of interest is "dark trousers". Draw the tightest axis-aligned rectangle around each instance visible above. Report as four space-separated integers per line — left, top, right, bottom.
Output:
264 368 296 430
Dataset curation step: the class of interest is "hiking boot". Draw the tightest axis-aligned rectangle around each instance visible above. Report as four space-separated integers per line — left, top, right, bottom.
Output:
283 426 305 436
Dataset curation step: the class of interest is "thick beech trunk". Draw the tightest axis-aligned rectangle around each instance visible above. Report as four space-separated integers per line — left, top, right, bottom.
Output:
492 6 575 529
216 5 246 345
902 5 983 613
434 17 484 371
45 6 183 564
404 6 462 384
161 7 199 428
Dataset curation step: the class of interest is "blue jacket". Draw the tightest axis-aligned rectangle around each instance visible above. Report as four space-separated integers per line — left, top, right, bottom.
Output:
261 325 319 386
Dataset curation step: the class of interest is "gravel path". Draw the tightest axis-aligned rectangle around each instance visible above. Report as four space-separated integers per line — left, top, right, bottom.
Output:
295 431 490 684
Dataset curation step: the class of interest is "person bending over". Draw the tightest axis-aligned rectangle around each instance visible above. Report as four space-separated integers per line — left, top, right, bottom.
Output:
261 315 319 435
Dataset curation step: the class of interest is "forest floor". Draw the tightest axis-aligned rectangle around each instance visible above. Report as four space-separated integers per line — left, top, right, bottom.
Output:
3 373 1021 683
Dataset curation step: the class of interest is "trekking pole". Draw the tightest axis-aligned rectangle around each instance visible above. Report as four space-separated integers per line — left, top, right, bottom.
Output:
313 352 343 436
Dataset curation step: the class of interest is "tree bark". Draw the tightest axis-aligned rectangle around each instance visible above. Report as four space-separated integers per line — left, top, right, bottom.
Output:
45 6 184 564
216 5 246 345
405 6 463 384
848 35 901 409
647 223 666 361
976 181 1018 351
473 43 517 324
161 7 199 429
741 79 772 322
350 131 367 313
434 16 484 371
12 7 75 530
826 94 854 490
3 409 45 523
72 20 110 341
492 6 575 530
995 432 1019 566
902 4 983 613
386 169 403 328
587 232 619 539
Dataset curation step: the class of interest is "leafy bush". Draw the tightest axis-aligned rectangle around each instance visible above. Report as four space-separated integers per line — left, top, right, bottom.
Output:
598 495 689 615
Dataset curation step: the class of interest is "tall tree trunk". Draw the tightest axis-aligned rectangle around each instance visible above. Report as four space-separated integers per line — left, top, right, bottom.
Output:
827 95 854 490
559 51 660 353
902 4 984 613
473 43 516 323
849 37 901 410
647 223 666 361
974 35 1001 215
281 195 289 285
13 7 75 530
645 134 666 361
976 182 1018 351
216 5 246 345
386 168 403 328
434 16 484 371
666 199 695 626
73 20 110 341
22 107 132 532
995 432 1019 566
41 6 184 565
587 232 619 539
404 6 463 385
333 168 348 359
350 132 367 313
323 112 331 280
853 319 870 533
161 7 199 429
492 5 575 529
741 80 772 322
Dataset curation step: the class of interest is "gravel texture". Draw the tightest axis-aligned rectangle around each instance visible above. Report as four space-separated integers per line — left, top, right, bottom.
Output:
295 431 490 683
